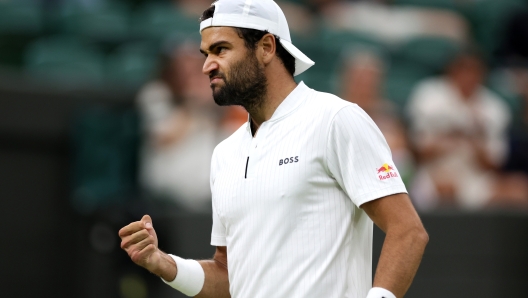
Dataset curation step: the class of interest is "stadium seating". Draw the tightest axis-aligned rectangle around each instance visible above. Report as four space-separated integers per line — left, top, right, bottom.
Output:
0 0 521 101
105 41 159 88
296 70 333 93
392 0 459 12
24 36 105 87
57 2 131 44
382 37 460 110
0 0 44 68
383 69 427 113
322 30 387 56
394 36 461 73
289 30 331 92
280 0 305 4
296 29 389 92
468 0 528 60
0 0 43 35
132 3 200 42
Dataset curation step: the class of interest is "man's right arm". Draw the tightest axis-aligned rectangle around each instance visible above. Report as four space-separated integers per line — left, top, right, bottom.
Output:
119 215 230 297
196 246 230 298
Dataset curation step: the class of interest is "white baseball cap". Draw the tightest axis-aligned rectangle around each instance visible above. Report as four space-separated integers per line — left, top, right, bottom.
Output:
199 0 315 76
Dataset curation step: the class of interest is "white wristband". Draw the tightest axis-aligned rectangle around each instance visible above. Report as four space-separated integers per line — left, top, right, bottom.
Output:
161 254 205 296
366 287 396 298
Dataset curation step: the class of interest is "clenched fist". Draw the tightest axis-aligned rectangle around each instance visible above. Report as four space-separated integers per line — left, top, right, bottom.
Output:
119 215 164 274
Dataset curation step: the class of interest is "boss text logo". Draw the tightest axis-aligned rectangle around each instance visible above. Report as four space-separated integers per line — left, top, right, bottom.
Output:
279 156 299 166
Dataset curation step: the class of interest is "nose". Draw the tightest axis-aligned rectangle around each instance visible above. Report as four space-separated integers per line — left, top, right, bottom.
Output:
202 55 219 76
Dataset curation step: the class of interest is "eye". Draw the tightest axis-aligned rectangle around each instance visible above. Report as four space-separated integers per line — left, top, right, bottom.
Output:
217 47 227 54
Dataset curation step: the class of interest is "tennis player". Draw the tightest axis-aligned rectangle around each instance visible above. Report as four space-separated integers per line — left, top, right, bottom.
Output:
119 1 428 297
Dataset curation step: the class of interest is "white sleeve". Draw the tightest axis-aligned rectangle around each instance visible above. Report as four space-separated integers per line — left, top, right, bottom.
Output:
326 105 407 207
209 148 227 246
211 203 227 246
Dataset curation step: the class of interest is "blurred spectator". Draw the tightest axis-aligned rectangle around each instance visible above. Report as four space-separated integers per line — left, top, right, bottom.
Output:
56 0 107 11
306 0 341 13
339 50 415 185
277 1 317 36
176 0 216 18
407 48 528 210
323 1 468 43
137 41 245 212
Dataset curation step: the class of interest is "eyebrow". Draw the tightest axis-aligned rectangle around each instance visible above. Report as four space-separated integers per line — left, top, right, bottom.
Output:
199 40 231 55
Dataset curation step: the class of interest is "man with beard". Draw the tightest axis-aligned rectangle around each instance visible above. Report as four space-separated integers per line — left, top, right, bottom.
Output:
118 1 428 298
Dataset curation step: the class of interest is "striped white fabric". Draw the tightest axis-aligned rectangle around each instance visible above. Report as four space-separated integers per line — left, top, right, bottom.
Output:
210 82 407 298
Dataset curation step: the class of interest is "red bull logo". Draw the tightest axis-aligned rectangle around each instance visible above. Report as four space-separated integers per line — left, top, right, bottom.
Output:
377 163 398 180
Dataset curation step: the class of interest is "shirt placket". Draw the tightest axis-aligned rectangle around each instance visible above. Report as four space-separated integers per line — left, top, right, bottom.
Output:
245 124 265 179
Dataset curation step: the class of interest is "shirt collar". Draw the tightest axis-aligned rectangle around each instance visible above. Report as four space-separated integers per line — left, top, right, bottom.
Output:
270 81 309 121
245 81 309 132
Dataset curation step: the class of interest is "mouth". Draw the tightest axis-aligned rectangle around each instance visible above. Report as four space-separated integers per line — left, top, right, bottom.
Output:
210 76 223 84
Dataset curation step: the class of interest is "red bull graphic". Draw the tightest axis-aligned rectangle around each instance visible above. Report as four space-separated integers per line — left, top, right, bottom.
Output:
377 163 398 180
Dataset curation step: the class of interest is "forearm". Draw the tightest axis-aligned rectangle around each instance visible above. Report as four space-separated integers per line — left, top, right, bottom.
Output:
195 259 230 298
153 252 178 281
373 227 428 298
158 247 230 298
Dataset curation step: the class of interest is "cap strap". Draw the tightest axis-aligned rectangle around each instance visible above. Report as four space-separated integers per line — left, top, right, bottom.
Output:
242 0 253 16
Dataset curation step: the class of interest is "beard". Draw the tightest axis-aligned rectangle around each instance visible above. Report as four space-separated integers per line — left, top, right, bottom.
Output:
210 51 267 113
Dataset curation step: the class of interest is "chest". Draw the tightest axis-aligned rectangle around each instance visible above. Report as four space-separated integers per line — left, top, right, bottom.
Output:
212 117 332 225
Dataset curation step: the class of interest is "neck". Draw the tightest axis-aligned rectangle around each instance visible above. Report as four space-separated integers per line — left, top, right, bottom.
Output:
248 72 297 132
449 77 479 101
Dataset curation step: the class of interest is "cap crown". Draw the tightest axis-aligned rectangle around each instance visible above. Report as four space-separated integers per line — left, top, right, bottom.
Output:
201 0 292 42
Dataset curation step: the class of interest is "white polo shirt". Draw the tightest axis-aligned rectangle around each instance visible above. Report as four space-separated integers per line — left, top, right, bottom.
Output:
210 82 407 298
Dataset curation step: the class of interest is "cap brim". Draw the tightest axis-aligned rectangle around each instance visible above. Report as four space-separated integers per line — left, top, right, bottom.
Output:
279 39 314 76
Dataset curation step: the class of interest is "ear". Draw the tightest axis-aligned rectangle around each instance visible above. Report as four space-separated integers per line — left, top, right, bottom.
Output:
260 33 276 65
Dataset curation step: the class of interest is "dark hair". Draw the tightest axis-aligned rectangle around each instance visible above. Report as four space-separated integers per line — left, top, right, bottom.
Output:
453 46 486 63
200 4 296 77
